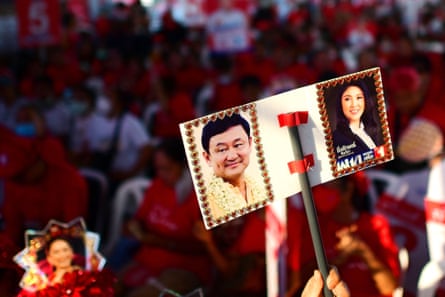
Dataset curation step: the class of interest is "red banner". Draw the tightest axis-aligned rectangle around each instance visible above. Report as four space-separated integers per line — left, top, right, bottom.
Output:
16 0 62 48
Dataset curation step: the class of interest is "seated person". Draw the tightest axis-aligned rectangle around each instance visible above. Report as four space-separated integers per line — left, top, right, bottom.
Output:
287 172 400 297
193 210 266 297
0 105 88 246
115 138 211 297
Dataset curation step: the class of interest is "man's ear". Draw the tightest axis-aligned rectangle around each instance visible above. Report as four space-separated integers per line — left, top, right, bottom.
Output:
202 151 211 164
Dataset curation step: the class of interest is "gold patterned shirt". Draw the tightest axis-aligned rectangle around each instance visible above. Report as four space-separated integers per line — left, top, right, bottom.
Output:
206 175 267 219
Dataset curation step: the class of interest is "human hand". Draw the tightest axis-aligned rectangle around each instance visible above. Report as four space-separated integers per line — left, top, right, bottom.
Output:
127 220 145 241
301 268 349 297
335 225 368 261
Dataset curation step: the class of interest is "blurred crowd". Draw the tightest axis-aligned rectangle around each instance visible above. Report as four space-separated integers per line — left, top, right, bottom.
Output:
1 0 445 296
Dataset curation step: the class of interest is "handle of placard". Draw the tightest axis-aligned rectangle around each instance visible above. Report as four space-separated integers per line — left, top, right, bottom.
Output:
288 124 333 297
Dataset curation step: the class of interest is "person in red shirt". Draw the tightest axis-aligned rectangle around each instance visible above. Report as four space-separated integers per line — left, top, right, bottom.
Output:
117 138 211 297
146 75 196 139
287 172 400 297
194 210 267 296
385 66 445 173
0 105 88 247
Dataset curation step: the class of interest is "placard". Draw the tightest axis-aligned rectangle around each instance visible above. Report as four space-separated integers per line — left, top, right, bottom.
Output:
180 67 393 229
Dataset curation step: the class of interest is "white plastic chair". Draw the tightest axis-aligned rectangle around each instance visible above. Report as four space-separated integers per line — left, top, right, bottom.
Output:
149 278 204 297
104 176 151 254
79 168 109 234
393 246 409 297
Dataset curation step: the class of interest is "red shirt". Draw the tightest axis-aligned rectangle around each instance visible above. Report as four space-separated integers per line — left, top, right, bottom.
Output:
125 178 211 286
210 79 244 112
2 137 88 245
231 211 265 255
152 92 196 138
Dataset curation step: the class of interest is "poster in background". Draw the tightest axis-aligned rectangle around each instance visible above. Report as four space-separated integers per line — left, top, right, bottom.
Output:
16 0 62 48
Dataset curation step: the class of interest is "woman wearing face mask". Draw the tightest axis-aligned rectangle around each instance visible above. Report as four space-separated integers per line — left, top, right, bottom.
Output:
13 104 46 138
331 81 383 163
0 106 88 246
286 172 400 297
68 84 104 167
84 86 153 185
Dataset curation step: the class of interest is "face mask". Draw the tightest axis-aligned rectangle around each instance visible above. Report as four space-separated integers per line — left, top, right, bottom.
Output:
15 123 37 137
96 95 111 116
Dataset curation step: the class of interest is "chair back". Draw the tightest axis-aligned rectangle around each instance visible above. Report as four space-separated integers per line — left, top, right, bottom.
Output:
104 177 151 254
79 168 109 234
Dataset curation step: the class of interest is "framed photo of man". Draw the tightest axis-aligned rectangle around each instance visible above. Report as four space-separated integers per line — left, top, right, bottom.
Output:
316 68 393 177
180 104 274 229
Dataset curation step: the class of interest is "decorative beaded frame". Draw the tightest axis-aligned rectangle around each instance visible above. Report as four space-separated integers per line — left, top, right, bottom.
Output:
182 103 274 229
316 67 393 177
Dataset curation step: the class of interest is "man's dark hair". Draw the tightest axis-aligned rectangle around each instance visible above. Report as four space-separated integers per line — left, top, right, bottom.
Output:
201 113 250 153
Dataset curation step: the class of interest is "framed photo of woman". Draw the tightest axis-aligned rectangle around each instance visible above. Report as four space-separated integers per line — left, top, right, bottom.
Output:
316 68 393 177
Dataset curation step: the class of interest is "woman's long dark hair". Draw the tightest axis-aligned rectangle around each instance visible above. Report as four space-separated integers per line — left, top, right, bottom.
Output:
335 80 382 145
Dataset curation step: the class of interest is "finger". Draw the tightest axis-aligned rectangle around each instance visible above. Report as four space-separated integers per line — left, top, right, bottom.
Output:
335 227 351 238
332 280 350 297
327 267 350 297
326 267 341 289
301 270 324 297
348 224 358 233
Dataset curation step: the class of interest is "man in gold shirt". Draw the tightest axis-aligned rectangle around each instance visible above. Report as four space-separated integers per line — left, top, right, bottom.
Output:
201 113 267 218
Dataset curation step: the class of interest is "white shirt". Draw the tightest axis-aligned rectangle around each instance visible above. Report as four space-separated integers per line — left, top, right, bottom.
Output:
87 113 151 171
70 112 103 153
43 100 72 138
350 122 376 149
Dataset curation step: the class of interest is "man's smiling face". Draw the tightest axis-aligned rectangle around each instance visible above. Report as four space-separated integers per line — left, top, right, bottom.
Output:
203 125 252 183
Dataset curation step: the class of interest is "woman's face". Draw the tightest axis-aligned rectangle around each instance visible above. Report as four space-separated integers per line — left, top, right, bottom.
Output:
47 239 74 270
341 85 365 125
